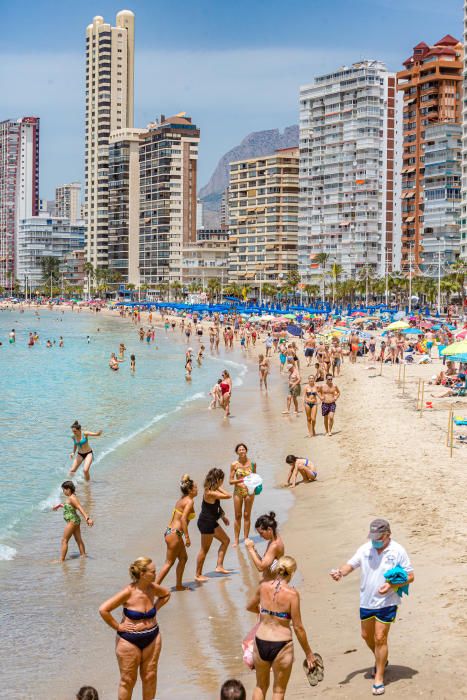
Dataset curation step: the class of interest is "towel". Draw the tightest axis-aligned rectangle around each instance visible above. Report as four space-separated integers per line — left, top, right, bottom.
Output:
384 565 409 598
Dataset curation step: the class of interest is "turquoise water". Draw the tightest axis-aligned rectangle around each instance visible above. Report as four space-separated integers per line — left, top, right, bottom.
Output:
0 308 241 560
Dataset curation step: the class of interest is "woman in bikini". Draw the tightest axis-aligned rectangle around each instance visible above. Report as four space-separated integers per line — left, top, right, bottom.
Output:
229 443 256 547
303 375 320 437
53 480 93 561
220 370 232 418
156 475 198 591
247 556 317 698
69 420 102 481
195 468 232 581
244 512 285 580
99 557 170 700
258 354 270 391
285 454 317 488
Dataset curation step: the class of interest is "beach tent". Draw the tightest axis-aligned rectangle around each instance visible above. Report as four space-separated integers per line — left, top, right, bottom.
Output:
441 340 467 356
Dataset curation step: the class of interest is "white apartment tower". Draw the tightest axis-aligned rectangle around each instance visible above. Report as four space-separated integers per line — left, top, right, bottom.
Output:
85 11 135 269
55 183 81 225
462 1 467 260
299 61 402 282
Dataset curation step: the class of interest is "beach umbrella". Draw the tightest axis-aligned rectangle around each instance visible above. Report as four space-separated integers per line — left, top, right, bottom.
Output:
385 321 410 331
441 340 467 356
455 329 467 340
282 313 296 319
402 328 424 336
445 353 467 363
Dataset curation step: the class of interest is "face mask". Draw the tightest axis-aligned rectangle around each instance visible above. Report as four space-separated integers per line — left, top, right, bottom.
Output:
371 539 385 549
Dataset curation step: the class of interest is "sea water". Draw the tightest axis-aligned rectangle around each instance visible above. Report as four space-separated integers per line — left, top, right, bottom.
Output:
0 308 242 561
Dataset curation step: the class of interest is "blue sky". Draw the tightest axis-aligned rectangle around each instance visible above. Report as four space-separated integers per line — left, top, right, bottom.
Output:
0 0 462 198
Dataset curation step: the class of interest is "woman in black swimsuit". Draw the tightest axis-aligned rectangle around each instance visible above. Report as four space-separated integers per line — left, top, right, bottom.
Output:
99 557 170 700
195 468 232 582
247 556 317 698
302 375 320 437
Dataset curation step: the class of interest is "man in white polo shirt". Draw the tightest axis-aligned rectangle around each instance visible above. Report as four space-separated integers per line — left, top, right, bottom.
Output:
330 519 414 696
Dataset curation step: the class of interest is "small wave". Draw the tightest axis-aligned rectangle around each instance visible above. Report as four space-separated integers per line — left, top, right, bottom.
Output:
0 544 17 561
209 356 248 387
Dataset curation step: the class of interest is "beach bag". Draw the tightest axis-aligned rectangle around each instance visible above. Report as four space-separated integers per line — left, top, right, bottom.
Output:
242 620 260 670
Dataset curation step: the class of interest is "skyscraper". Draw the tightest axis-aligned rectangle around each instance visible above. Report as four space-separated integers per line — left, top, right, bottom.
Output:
139 114 200 286
0 117 40 290
397 36 462 271
85 10 135 270
55 183 81 225
228 148 299 290
299 61 402 283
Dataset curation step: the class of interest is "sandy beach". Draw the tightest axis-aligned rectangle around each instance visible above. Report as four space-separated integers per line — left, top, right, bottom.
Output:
2 305 467 698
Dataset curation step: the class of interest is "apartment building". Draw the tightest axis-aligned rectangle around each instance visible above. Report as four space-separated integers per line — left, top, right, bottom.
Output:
299 61 402 283
85 11 134 269
0 117 39 289
139 114 200 285
55 183 81 225
108 127 146 285
182 230 229 285
228 147 299 288
397 35 463 270
462 5 467 260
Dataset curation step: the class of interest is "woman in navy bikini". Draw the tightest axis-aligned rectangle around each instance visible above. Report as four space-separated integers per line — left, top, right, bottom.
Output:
99 557 170 700
69 420 102 481
302 375 320 437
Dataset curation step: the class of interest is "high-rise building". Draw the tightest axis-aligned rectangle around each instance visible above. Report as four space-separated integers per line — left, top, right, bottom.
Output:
462 5 467 260
228 147 299 289
397 36 463 271
17 214 85 290
139 114 200 286
422 123 462 273
108 127 146 285
0 117 39 289
299 61 402 283
55 183 81 224
85 11 135 270
182 230 230 286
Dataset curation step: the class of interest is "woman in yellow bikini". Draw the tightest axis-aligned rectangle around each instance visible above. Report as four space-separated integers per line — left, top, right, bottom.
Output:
229 443 256 547
156 475 198 590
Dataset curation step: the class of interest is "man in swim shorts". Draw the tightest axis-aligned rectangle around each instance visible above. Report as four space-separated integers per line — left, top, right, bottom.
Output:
330 519 414 697
317 374 340 435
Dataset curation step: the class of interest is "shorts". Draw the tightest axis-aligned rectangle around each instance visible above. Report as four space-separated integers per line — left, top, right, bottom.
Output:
333 358 341 367
360 605 398 624
289 384 301 398
321 401 336 416
305 348 314 357
197 516 219 535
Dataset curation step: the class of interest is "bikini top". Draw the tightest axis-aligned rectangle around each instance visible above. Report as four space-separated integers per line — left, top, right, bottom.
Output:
123 606 157 621
306 389 317 397
260 607 291 620
172 507 196 522
73 434 88 447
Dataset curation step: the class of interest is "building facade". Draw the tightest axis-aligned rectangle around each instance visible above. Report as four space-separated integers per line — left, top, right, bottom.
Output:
182 230 229 285
55 183 81 224
139 114 200 285
17 215 85 290
397 36 463 271
299 61 402 283
60 249 85 289
85 11 134 269
462 5 467 260
108 127 146 286
422 123 462 273
228 147 299 288
0 117 39 289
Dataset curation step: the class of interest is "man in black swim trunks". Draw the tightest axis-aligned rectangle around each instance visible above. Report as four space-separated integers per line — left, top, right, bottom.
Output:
317 374 340 436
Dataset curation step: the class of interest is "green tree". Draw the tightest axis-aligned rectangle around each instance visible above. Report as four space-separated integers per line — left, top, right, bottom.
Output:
315 252 330 299
41 256 60 284
330 263 343 305
206 278 221 301
262 283 278 300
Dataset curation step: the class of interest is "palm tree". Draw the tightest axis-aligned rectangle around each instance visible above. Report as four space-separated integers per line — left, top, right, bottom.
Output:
188 281 202 294
170 281 183 300
304 284 319 302
224 283 243 299
315 252 329 300
41 256 60 284
450 260 467 310
356 265 376 305
206 278 221 302
330 263 343 305
262 283 278 301
84 262 94 298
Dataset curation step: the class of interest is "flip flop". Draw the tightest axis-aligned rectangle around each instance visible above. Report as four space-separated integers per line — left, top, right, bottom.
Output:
303 653 324 686
372 684 385 696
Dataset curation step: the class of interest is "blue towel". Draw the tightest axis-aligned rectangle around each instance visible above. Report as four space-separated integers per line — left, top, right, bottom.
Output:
384 565 409 598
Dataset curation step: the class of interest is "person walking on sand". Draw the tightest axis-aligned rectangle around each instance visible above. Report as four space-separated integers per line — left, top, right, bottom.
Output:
258 354 270 391
230 443 256 547
53 480 93 561
244 512 284 580
69 420 102 481
317 374 340 436
246 556 318 699
330 519 414 697
220 370 232 418
303 374 320 436
283 363 301 416
195 468 232 581
156 475 198 590
99 557 170 700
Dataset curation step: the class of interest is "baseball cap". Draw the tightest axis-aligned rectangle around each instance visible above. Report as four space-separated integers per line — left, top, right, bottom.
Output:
367 518 390 538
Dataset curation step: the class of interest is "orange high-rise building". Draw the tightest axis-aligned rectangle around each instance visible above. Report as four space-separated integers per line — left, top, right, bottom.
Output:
397 35 462 271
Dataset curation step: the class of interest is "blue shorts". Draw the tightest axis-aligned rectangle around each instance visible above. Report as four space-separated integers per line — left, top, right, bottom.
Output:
360 605 398 624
